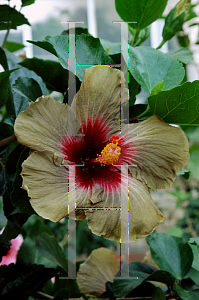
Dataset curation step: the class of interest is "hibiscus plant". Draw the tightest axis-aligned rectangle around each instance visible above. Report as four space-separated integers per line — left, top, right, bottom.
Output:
0 0 199 299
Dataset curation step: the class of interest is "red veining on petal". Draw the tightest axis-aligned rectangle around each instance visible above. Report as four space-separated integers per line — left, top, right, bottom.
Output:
60 117 135 195
117 136 135 166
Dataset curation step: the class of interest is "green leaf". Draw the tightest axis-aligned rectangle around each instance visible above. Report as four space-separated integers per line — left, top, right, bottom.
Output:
112 262 157 297
148 81 199 125
126 104 148 119
27 39 57 56
177 168 191 180
123 43 185 93
0 48 8 71
4 41 25 52
20 57 69 93
0 5 30 30
17 218 57 268
151 81 164 96
189 237 199 247
60 27 89 36
173 284 199 300
36 233 68 273
147 269 175 287
0 69 18 108
146 231 193 279
21 0 35 7
168 47 193 64
184 267 199 286
100 38 121 54
129 73 141 105
151 287 166 300
187 145 199 180
0 219 21 243
0 264 57 299
29 218 54 240
17 218 54 265
54 280 82 299
12 77 42 102
17 237 36 264
45 33 114 81
4 51 48 122
182 126 199 142
115 0 168 30
189 244 199 271
10 147 35 215
166 226 184 238
162 7 185 42
28 33 114 81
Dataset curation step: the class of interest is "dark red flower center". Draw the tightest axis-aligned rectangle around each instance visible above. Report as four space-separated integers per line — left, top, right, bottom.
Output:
60 117 134 194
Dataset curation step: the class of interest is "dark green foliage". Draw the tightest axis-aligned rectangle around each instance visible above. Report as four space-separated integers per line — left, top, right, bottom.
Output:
115 0 168 30
162 7 185 42
10 147 35 215
20 57 69 94
0 264 57 300
0 241 11 262
146 231 193 279
0 5 30 30
113 262 158 297
4 41 25 53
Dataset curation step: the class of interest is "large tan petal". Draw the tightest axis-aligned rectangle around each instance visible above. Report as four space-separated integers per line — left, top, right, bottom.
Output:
76 248 120 294
14 95 80 155
21 150 87 222
128 115 190 191
71 66 128 134
83 176 164 242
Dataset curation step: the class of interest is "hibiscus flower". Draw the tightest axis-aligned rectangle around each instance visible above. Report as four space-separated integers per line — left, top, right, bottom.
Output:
14 66 189 242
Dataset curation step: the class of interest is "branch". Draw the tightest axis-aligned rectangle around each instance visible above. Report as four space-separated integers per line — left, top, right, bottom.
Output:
2 26 11 49
1 4 15 49
0 134 17 148
117 292 177 300
32 291 54 300
184 209 197 237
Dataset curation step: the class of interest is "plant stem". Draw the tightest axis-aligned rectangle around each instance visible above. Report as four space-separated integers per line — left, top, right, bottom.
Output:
137 105 150 118
117 292 177 299
156 39 166 50
0 134 17 148
2 4 16 48
2 26 11 49
32 291 54 300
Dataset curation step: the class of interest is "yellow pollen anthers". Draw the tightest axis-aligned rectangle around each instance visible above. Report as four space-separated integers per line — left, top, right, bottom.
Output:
97 136 122 166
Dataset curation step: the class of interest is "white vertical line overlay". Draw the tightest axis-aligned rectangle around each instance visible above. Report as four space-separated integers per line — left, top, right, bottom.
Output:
113 21 137 279
59 21 83 280
121 165 129 278
68 165 76 279
68 22 77 133
113 21 129 278
121 22 129 134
